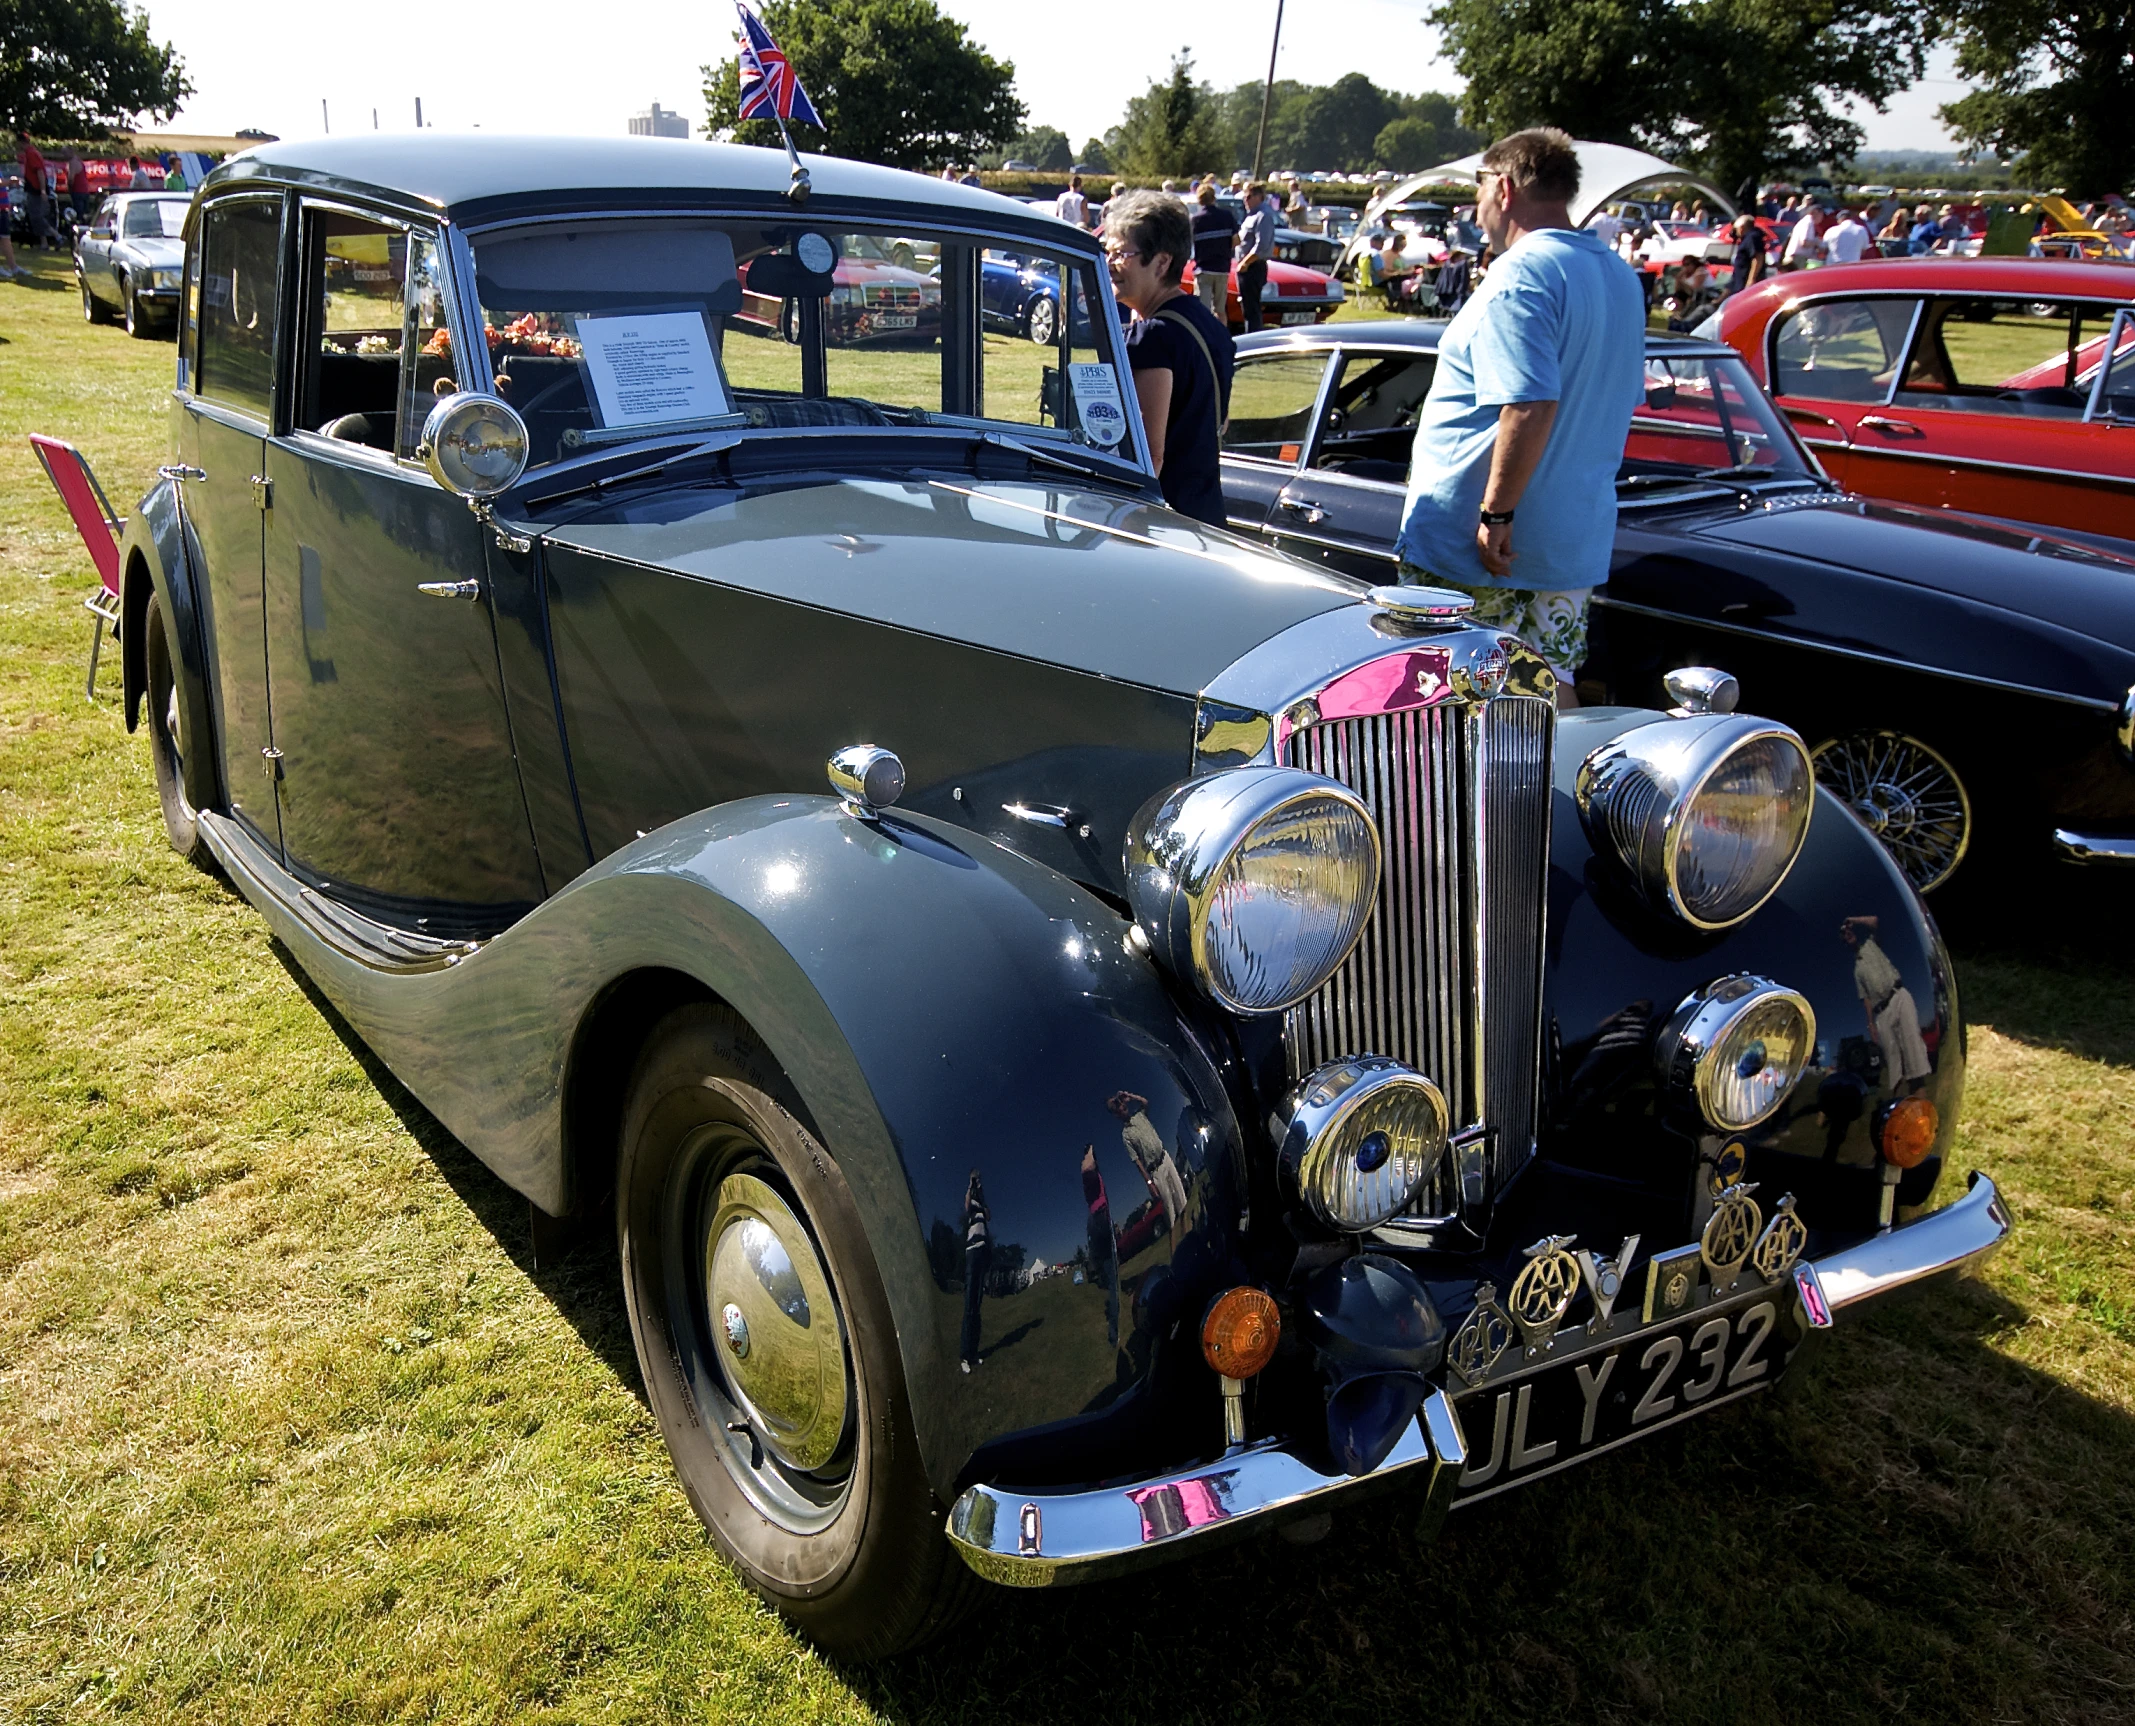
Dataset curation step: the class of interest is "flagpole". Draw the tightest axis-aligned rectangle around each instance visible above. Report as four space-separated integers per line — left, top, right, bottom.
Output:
771 106 810 203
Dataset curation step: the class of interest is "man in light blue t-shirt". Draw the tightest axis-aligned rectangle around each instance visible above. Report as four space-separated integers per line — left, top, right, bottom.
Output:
1395 126 1646 701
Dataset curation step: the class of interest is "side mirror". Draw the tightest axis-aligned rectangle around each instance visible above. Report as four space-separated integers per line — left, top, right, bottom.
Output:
421 394 529 499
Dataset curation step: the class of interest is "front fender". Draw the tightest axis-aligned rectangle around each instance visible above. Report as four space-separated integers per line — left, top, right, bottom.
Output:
118 480 221 815
1541 708 1962 1238
215 794 1246 1499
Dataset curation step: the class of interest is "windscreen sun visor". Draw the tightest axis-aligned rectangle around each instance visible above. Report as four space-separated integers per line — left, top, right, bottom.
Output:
474 223 743 314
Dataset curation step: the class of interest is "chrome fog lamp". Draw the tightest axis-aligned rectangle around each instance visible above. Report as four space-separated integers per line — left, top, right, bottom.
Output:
1279 1057 1450 1233
1125 767 1380 1015
1657 976 1817 1132
1576 714 1813 929
421 393 530 499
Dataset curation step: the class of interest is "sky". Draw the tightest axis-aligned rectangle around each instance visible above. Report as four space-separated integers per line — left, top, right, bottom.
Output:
139 0 1972 158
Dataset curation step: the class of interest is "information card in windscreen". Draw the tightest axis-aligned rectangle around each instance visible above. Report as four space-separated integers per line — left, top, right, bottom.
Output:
574 311 731 427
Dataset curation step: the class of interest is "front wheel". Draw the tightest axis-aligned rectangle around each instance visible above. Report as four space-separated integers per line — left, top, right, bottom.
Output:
144 589 215 869
617 1004 976 1657
123 279 150 339
1810 730 1971 892
1025 294 1058 346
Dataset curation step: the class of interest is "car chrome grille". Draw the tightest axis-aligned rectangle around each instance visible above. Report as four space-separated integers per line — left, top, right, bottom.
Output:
1281 695 1553 1214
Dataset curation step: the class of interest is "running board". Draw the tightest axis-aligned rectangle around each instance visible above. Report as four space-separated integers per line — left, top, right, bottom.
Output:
198 811 485 974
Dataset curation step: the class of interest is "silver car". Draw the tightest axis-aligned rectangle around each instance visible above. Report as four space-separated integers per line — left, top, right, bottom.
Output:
74 191 190 337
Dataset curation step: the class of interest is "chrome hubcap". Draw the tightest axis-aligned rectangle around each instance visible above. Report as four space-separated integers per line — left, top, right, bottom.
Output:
1811 731 1970 892
703 1172 849 1475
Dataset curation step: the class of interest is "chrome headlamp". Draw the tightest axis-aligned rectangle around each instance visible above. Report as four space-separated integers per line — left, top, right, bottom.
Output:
1576 714 1813 929
1279 1057 1450 1233
1657 976 1818 1131
1125 766 1379 1014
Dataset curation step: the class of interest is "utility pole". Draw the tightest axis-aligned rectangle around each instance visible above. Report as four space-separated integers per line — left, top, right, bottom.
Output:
321 99 329 134
415 97 424 129
1250 0 1284 186
372 108 378 130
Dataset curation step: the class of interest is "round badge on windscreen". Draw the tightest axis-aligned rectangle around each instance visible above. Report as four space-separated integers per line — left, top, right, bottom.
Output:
796 232 835 273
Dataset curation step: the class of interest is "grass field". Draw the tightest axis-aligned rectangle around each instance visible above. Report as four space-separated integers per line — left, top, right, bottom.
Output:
4 248 2135 1725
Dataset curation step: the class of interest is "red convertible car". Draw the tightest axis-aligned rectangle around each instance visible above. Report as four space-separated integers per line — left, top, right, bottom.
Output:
1714 258 2135 537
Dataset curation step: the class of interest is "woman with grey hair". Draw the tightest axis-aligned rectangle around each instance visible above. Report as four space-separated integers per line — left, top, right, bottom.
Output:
1103 189 1235 527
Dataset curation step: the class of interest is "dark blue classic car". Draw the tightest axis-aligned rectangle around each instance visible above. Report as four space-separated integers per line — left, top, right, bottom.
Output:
981 247 1089 346
115 135 2008 1656
1221 321 2135 893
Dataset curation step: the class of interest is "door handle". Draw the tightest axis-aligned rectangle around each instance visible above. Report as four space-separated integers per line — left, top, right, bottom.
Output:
1857 415 1923 437
1278 497 1328 525
417 579 483 602
157 463 206 482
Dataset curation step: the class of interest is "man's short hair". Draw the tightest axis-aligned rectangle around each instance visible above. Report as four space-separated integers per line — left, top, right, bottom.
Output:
1479 127 1580 203
1069 173 1083 190
1105 190 1193 284
1244 180 1265 201
1195 182 1217 207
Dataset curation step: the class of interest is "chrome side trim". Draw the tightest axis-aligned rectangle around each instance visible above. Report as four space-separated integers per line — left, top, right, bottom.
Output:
943 1388 1465 1587
2053 828 2135 865
1815 1170 2011 1309
1590 596 2125 714
1831 438 2135 494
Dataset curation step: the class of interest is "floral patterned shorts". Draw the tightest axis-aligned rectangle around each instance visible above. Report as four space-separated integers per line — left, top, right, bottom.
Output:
1399 567 1593 682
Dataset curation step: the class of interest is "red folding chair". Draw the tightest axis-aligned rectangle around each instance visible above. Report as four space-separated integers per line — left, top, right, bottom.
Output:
30 434 126 700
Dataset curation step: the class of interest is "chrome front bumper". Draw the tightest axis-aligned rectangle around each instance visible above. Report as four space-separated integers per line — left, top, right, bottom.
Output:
944 1172 2011 1586
2054 828 2135 865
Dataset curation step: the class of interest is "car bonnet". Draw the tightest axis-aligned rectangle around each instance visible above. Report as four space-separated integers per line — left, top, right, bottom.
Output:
537 473 1359 696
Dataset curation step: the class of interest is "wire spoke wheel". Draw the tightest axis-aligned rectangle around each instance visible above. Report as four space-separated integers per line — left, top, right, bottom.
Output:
1811 730 1971 892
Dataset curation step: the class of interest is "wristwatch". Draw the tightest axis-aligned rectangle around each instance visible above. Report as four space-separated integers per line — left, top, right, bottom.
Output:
1479 506 1516 526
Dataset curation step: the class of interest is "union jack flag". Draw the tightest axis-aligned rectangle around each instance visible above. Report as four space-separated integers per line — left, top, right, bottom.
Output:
735 3 823 129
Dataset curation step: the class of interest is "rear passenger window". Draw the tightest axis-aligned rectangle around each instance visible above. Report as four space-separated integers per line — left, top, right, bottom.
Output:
195 198 283 419
1897 298 2122 416
1771 298 1916 404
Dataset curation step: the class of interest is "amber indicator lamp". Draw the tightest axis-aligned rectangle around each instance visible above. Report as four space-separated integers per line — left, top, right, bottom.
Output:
1202 1287 1281 1380
1878 1095 1940 1168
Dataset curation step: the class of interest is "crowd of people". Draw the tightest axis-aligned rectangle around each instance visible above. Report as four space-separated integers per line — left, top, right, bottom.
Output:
2 128 184 283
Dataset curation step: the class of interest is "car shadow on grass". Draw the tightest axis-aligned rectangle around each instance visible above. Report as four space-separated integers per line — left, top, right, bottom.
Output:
849 1273 2135 1726
264 935 647 1404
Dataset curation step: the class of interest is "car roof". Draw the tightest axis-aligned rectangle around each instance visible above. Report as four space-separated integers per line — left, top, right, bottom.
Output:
1236 321 1733 362
203 133 1090 240
1732 256 2135 303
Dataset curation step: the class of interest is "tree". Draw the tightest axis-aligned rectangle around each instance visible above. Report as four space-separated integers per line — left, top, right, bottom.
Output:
1427 0 1932 198
1282 72 1401 170
1107 52 1228 179
1932 0 2135 193
996 123 1072 170
701 0 1022 171
0 0 191 137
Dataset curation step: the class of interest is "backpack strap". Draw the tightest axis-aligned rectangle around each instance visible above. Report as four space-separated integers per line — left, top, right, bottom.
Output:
1154 304 1229 436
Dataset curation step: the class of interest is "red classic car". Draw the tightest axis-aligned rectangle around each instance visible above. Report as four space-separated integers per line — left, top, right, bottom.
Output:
1182 257 1344 332
1713 258 2135 536
737 234 944 345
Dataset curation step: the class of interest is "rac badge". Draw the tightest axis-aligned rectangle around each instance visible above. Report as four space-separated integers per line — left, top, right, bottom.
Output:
1509 1235 1581 1355
1701 1182 1764 1292
1752 1192 1808 1283
1449 1281 1515 1387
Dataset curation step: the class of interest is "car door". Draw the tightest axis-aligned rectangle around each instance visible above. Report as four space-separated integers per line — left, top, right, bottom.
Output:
1265 347 1432 581
1876 294 2135 535
174 192 285 847
1763 293 1922 494
1215 348 1333 537
260 201 546 915
82 201 117 306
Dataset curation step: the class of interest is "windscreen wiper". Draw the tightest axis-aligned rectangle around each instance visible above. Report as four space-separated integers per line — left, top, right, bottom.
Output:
520 432 744 511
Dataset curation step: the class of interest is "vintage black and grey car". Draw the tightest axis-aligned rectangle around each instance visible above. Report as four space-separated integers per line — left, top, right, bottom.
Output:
74 190 191 337
1220 321 2135 892
114 135 2007 1657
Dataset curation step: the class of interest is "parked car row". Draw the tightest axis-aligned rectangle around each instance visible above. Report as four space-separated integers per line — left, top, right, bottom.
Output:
101 134 2008 1660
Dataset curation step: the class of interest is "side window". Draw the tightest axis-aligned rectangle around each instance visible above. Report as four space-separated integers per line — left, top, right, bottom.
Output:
401 232 454 460
296 209 406 448
1221 353 1328 461
1309 352 1434 482
92 205 116 238
1897 298 2117 414
2093 310 2135 423
1771 299 1916 404
196 198 283 419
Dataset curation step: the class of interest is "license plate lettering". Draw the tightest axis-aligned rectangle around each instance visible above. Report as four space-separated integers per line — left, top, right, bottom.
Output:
1281 310 1317 324
1455 1297 1792 1502
875 313 917 329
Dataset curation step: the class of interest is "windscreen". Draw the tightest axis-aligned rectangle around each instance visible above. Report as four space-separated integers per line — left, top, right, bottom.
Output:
459 216 1131 469
1622 353 1814 479
124 199 188 238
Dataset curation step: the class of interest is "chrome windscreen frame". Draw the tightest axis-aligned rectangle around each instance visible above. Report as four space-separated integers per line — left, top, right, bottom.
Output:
1195 602 1557 1243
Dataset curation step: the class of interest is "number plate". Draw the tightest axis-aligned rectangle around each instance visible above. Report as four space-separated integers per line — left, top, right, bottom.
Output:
1451 1294 1792 1504
873 313 918 330
1280 309 1320 324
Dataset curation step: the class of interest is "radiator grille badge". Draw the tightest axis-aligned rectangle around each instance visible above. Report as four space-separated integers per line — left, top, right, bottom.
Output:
1448 1281 1514 1387
1509 1235 1581 1355
1701 1182 1764 1291
1751 1193 1808 1283
1576 1234 1641 1333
